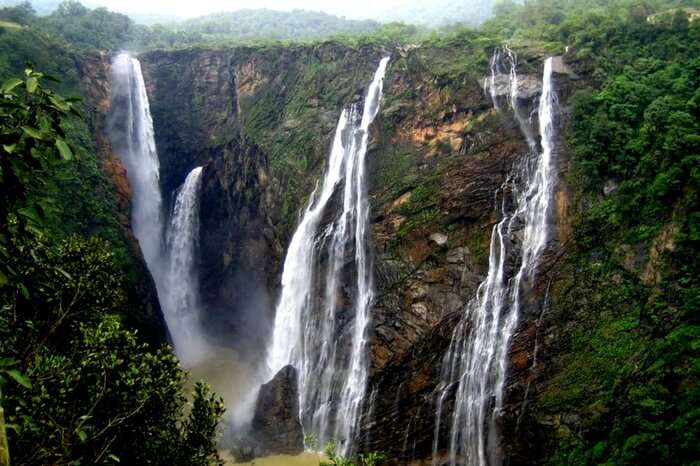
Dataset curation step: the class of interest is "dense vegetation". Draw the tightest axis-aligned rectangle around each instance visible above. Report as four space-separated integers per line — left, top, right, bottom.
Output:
376 0 494 26
0 1 384 50
0 62 225 466
480 0 700 463
172 9 380 44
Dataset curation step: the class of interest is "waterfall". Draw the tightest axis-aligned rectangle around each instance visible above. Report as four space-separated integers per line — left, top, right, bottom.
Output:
109 52 164 270
266 56 390 453
433 53 559 466
110 53 208 366
163 166 210 365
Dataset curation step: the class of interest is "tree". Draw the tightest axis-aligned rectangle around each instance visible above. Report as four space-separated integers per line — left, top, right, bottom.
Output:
0 1 36 25
0 67 78 285
0 69 226 465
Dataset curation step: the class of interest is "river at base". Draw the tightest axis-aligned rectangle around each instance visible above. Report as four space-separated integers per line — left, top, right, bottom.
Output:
223 451 324 466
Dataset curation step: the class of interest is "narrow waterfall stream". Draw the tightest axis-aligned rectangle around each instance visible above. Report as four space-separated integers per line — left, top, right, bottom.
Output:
433 54 559 466
164 166 210 365
109 53 164 271
266 57 390 454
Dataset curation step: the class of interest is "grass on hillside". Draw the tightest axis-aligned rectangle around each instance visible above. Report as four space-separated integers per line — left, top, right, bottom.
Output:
0 20 22 30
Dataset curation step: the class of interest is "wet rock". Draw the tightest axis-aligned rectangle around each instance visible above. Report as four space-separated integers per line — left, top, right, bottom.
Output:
446 247 468 264
550 56 578 78
480 74 542 100
251 365 304 456
198 137 277 354
429 232 448 246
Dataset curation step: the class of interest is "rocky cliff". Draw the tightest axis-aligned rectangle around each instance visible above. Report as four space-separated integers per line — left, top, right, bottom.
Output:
84 38 618 465
135 44 388 354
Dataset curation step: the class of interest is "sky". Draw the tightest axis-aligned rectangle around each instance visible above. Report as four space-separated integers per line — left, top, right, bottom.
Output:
85 0 409 19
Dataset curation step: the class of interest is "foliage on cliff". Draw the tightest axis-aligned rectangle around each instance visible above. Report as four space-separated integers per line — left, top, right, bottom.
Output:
484 1 700 464
0 69 225 466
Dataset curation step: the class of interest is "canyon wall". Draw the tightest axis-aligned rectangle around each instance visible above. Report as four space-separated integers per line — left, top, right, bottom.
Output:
82 40 616 465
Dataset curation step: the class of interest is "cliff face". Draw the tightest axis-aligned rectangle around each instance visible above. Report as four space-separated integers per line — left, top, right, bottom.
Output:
136 44 388 354
198 136 277 351
359 46 582 464
91 39 586 464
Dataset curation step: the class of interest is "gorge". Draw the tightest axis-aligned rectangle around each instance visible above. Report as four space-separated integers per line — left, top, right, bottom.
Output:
105 43 572 464
1 2 698 465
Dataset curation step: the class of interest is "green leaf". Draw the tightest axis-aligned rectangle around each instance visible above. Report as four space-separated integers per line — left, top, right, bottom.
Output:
21 126 46 140
107 454 120 463
55 267 72 280
1 78 22 94
77 429 88 443
0 101 24 110
0 358 17 367
6 369 32 388
48 95 70 112
19 284 30 300
3 143 16 154
55 139 73 160
18 206 42 224
26 76 38 94
4 423 19 433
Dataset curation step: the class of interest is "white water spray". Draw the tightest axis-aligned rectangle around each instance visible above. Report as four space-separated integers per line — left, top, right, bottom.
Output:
110 53 164 270
163 166 210 365
266 57 390 453
433 53 559 466
110 53 209 366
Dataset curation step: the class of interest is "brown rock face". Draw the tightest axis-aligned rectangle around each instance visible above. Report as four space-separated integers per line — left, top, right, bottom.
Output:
358 50 582 464
198 137 277 354
251 365 304 455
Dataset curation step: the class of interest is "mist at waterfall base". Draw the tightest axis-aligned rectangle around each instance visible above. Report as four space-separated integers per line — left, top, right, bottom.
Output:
432 52 559 466
108 52 264 439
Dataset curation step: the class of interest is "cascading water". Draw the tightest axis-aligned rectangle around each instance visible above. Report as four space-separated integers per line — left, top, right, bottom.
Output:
110 53 208 366
109 52 164 270
433 53 559 466
163 166 210 365
266 57 390 454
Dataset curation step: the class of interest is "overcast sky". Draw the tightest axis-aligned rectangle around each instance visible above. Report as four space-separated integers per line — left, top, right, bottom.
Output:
87 0 408 19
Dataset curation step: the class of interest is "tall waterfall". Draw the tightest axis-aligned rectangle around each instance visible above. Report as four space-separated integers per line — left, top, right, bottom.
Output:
110 53 208 366
163 167 210 365
433 53 559 466
266 57 390 453
110 53 164 270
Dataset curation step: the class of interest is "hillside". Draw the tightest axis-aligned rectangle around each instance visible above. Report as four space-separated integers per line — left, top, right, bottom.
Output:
174 9 381 42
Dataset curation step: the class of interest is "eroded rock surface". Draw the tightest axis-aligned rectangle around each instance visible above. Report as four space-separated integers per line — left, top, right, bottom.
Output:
251 365 304 456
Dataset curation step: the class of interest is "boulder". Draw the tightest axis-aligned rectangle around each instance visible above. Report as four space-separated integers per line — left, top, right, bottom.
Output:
251 365 304 455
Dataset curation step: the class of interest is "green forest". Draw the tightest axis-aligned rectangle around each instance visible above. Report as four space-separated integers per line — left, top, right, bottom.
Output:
0 0 698 465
